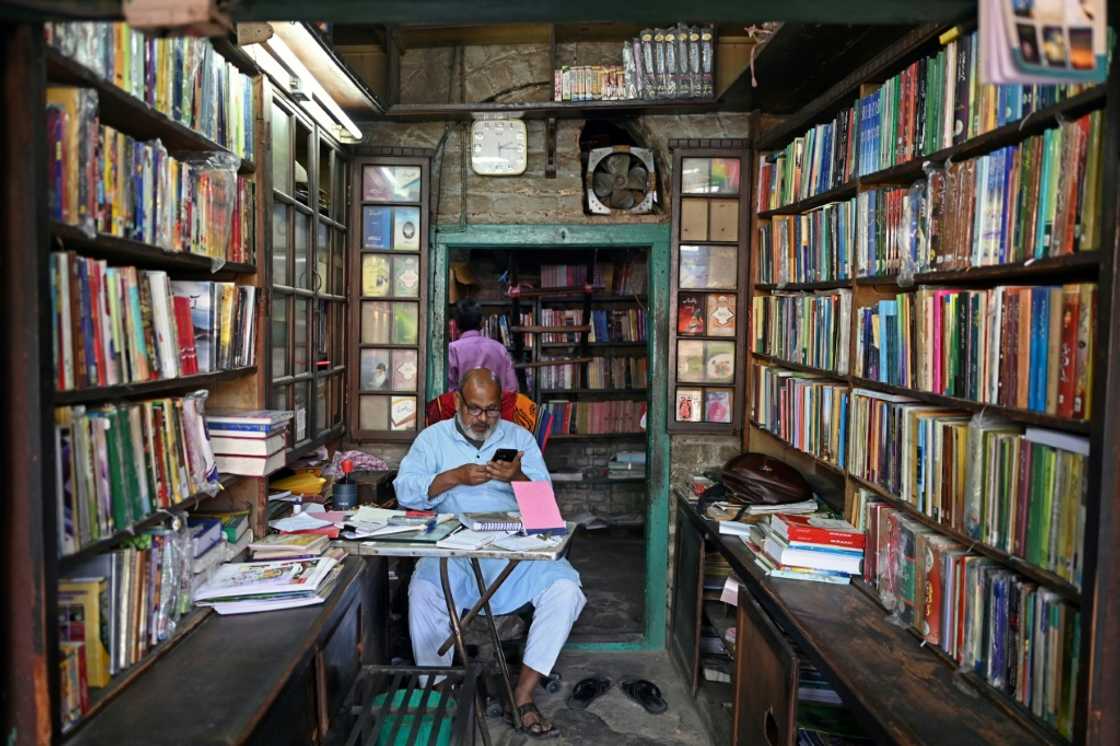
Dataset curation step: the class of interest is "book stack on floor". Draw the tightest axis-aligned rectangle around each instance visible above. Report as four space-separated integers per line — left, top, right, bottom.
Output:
743 513 865 585
193 551 344 615
859 493 1080 740
206 409 294 476
57 524 195 729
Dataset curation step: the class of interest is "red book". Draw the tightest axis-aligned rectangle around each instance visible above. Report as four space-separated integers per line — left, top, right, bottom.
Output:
1056 286 1080 418
88 261 107 386
172 295 199 375
770 513 866 550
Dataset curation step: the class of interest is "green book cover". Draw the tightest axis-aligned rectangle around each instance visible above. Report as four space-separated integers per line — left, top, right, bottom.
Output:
1038 448 1057 572
117 405 145 523
1026 443 1046 566
100 407 131 529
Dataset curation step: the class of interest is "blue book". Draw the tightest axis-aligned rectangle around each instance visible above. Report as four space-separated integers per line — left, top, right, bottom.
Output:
362 206 392 249
998 148 1013 263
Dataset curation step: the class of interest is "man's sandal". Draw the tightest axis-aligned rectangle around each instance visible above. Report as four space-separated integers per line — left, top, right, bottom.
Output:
504 702 559 739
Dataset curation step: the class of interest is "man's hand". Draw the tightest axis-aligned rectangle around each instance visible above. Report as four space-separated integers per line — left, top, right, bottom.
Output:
485 451 526 483
455 463 491 487
428 462 489 497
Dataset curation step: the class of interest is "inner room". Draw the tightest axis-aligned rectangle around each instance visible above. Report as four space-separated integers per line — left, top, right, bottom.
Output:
3 2 1119 746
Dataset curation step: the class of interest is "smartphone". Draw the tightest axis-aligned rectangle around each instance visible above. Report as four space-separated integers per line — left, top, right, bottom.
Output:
491 448 518 463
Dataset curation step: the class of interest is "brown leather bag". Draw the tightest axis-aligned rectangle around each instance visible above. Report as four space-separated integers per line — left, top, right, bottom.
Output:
719 452 812 505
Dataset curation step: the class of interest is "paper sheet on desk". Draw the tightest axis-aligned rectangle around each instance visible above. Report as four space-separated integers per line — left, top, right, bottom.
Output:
344 523 424 539
492 533 563 552
436 529 515 550
269 512 333 532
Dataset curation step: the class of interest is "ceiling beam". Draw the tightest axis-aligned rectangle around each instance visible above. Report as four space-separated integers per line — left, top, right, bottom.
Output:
3 0 975 25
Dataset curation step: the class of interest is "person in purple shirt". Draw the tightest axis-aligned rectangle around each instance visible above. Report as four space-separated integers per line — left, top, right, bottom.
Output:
448 299 519 392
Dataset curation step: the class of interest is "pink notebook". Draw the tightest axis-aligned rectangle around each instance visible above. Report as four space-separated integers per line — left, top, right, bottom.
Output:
511 481 567 535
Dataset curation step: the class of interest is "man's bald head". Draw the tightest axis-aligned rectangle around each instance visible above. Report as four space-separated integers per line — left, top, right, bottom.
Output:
460 368 501 403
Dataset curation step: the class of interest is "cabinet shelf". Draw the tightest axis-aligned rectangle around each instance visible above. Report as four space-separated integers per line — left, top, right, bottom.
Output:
540 388 647 397
54 368 258 405
46 49 254 174
50 221 257 275
58 474 242 572
515 357 593 369
548 432 646 440
509 325 591 334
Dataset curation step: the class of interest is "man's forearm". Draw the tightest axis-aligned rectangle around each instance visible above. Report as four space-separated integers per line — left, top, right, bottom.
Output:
427 468 461 497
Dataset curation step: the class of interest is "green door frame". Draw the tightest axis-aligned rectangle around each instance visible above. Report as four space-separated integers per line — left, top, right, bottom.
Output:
429 223 671 651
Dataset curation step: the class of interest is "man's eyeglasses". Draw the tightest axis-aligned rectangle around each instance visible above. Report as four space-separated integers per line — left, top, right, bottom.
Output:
464 404 501 418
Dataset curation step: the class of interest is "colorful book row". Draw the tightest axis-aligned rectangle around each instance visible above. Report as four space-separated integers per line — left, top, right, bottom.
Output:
855 111 1102 277
757 200 855 285
45 22 255 160
860 496 1080 738
848 389 1087 589
58 528 194 729
49 253 257 390
855 284 1095 420
47 87 254 262
534 400 644 444
750 290 852 374
54 393 218 555
751 363 849 469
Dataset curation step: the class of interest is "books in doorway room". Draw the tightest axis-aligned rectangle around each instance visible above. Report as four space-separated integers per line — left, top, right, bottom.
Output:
206 409 294 476
741 513 866 585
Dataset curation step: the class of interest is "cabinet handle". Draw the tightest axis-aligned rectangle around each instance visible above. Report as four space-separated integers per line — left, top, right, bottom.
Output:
763 706 780 746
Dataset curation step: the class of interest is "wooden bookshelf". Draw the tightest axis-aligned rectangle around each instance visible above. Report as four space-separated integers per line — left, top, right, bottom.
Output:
53 368 257 405
49 222 257 275
548 432 646 440
45 48 254 175
746 19 1120 745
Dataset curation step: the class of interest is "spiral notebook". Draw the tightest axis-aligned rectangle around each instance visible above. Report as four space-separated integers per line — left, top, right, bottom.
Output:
458 511 524 532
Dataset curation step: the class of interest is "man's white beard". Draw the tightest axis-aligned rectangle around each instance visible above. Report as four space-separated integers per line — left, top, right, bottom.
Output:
456 412 496 442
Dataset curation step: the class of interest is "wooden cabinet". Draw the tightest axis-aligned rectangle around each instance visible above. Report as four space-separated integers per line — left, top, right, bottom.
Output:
734 586 798 746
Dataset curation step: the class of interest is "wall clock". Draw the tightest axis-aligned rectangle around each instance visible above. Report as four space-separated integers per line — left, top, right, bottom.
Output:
470 118 528 176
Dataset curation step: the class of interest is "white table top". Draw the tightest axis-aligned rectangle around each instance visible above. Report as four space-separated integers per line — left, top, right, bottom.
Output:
334 521 576 561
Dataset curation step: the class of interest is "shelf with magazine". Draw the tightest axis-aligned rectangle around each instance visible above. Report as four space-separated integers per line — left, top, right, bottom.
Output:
44 24 256 173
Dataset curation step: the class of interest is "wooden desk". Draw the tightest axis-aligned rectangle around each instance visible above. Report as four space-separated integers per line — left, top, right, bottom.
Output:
66 557 387 746
670 492 1054 746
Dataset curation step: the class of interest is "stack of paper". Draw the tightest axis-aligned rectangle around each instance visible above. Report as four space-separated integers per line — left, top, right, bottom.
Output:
194 555 341 615
436 529 514 550
249 533 329 560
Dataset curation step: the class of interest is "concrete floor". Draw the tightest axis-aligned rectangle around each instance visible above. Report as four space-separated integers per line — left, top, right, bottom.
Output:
567 528 645 642
485 650 714 746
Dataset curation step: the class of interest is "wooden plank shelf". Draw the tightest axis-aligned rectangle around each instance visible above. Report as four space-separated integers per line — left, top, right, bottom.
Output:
58 474 241 572
509 325 591 333
50 221 257 275
748 420 847 480
755 279 854 291
757 180 859 218
54 368 258 405
539 341 646 348
750 353 1091 435
854 252 1101 287
548 432 646 440
46 49 255 174
514 357 593 369
61 606 213 739
540 388 648 396
677 495 1059 746
848 475 1082 604
551 476 646 486
383 96 719 122
849 376 1091 435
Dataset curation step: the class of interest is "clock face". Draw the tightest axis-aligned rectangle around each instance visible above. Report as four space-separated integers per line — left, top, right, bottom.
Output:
471 119 528 176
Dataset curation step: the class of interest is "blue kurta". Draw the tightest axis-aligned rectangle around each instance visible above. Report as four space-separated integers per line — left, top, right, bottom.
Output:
394 418 581 615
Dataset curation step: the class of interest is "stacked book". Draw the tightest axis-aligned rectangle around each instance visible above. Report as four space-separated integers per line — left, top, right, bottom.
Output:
743 513 865 585
752 363 850 469
187 511 253 596
248 533 330 561
757 200 855 285
534 400 644 445
751 290 852 373
207 409 294 477
608 450 646 479
586 356 647 390
589 308 647 342
194 553 343 615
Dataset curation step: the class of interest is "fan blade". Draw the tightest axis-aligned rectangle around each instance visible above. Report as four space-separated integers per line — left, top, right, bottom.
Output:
593 171 615 198
626 166 649 190
605 153 631 176
610 189 637 210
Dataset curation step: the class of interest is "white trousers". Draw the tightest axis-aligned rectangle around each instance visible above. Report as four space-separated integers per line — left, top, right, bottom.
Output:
409 577 586 676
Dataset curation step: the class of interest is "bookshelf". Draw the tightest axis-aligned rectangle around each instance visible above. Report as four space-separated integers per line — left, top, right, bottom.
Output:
11 21 271 740
745 20 1120 746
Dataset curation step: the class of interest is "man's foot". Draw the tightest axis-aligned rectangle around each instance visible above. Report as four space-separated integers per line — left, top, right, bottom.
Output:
508 702 558 738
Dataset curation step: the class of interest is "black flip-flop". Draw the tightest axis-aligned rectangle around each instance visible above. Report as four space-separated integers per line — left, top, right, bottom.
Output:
568 675 611 709
620 678 668 714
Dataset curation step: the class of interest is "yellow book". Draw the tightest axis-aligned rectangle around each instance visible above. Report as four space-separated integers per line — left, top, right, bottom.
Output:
59 579 111 687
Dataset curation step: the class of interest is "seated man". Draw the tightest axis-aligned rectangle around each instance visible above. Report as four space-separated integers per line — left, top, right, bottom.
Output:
394 368 585 737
